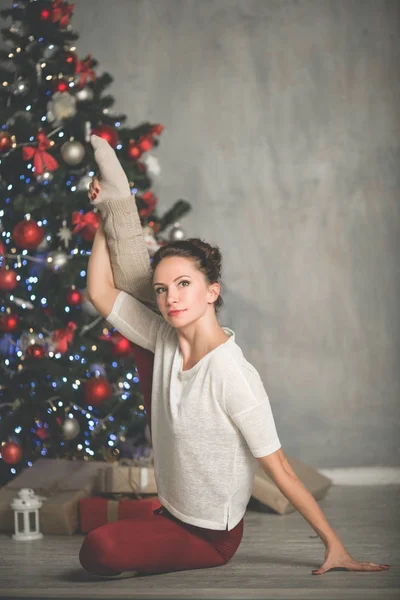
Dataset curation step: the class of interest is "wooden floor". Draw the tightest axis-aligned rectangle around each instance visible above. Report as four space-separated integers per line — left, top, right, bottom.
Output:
0 485 398 600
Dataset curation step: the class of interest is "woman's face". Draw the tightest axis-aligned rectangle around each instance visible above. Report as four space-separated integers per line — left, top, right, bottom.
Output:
153 256 219 327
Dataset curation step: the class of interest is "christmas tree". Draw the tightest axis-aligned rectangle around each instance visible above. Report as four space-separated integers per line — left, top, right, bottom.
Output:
0 0 190 485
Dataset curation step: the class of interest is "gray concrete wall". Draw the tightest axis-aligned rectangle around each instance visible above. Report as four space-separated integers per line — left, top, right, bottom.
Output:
3 0 400 467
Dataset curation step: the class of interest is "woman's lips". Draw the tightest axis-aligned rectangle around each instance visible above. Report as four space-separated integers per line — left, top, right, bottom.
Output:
168 309 186 317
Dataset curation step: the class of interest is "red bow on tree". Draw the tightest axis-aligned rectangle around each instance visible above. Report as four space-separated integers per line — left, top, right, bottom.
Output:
51 321 77 354
139 191 158 218
75 54 96 89
22 132 59 176
52 0 74 29
71 211 100 239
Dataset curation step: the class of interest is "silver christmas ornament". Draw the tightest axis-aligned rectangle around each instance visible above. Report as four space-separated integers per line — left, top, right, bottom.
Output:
60 139 85 166
46 250 69 271
62 417 80 440
77 174 92 191
75 86 94 102
36 170 53 184
169 222 185 241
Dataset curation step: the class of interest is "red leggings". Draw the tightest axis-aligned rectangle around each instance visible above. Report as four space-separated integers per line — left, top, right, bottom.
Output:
79 346 243 575
79 506 244 576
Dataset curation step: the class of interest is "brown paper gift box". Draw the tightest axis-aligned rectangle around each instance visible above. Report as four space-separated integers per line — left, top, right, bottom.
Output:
0 458 107 535
250 455 332 515
96 462 157 495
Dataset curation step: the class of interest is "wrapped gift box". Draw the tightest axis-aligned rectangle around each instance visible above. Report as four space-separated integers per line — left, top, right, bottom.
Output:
80 495 161 532
0 458 107 535
96 462 157 495
250 455 332 515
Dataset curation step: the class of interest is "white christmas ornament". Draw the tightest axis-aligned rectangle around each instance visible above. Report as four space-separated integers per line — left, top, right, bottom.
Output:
75 86 94 102
62 417 80 440
142 154 161 177
47 92 77 123
11 488 43 541
57 221 73 249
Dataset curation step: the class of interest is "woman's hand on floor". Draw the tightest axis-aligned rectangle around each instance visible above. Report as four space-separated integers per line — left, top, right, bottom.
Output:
89 134 131 205
312 545 390 575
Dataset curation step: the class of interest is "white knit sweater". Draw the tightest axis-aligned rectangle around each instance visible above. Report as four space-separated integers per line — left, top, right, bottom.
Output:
106 289 281 530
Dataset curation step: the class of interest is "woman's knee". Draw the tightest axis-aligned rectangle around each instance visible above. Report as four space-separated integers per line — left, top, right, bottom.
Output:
79 527 120 575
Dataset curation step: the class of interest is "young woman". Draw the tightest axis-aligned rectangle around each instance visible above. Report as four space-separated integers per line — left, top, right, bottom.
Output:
78 135 390 578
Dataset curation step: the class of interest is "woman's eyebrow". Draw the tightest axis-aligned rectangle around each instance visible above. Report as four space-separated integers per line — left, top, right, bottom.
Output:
153 275 192 287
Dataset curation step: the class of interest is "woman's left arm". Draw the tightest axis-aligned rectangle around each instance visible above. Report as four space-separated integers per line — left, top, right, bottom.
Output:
257 449 391 575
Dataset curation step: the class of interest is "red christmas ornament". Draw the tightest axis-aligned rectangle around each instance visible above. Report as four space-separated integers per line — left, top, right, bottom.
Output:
36 427 49 441
84 377 113 407
54 79 69 93
99 331 133 357
66 288 82 306
0 269 17 291
12 219 44 250
91 125 119 149
0 314 18 332
0 132 13 153
40 8 51 20
1 442 23 465
138 136 153 153
127 140 141 160
26 344 46 359
112 335 133 357
151 123 164 136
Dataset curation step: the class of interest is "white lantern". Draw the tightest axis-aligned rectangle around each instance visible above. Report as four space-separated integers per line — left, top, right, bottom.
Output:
11 488 43 541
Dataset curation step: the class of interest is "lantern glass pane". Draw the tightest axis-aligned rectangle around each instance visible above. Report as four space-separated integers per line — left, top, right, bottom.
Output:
29 511 36 532
17 512 24 532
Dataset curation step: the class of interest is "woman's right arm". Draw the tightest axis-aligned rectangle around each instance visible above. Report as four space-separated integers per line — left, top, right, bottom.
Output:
87 216 162 352
86 218 119 318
